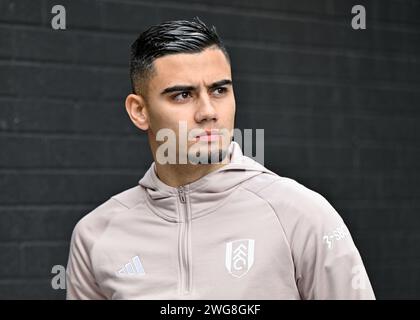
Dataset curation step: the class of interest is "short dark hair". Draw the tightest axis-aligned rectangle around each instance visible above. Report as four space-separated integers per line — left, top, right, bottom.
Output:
129 16 230 97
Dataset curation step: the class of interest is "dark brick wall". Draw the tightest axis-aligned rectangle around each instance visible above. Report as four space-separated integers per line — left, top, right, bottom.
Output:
0 0 419 299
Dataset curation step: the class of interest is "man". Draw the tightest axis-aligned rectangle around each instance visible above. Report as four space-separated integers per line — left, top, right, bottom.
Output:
66 17 375 300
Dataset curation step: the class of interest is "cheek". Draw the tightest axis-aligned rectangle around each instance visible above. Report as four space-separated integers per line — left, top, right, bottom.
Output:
219 100 236 122
147 102 174 131
150 109 191 136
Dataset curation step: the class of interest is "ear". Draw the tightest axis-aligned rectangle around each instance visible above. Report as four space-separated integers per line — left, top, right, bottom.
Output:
125 93 149 131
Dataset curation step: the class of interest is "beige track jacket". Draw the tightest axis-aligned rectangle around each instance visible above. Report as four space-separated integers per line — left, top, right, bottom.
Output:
66 141 375 299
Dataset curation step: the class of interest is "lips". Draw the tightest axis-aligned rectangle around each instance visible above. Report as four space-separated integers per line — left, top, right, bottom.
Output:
194 129 222 142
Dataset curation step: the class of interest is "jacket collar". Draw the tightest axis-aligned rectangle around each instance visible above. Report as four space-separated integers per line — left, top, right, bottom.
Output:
139 141 275 222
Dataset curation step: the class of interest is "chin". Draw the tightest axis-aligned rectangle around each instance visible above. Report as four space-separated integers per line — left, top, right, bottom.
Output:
187 143 229 165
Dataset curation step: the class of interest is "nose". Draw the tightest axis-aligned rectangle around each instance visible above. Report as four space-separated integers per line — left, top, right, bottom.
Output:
194 93 218 123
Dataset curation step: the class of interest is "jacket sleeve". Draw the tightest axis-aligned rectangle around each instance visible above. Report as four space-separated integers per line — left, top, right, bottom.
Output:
66 221 107 300
290 192 376 300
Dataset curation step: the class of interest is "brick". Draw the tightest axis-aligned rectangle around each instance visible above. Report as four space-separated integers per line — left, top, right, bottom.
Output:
364 264 420 299
11 64 104 99
0 98 139 134
359 145 420 171
73 32 130 67
0 172 145 205
0 27 14 59
21 242 69 277
355 117 420 142
260 171 420 201
172 0 420 26
234 79 420 117
0 279 65 299
356 233 420 261
0 65 15 96
0 207 89 241
100 1 160 33
191 11 420 54
12 26 78 63
45 0 102 30
0 135 151 168
230 45 420 83
237 113 355 140
299 174 420 200
263 142 355 169
340 207 420 232
0 244 20 277
0 0 43 24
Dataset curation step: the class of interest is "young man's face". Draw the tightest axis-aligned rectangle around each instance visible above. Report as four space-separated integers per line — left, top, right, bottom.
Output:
139 46 236 164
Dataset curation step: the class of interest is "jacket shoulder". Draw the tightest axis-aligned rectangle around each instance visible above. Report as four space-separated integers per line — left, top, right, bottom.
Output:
241 172 345 232
71 185 145 251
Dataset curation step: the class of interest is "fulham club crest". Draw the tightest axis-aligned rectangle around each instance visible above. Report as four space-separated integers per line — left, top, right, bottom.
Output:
225 239 255 278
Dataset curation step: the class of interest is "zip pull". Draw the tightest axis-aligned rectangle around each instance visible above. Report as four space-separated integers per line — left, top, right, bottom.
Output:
178 186 186 203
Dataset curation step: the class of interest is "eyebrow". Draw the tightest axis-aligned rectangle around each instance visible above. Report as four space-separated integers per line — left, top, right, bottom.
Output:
160 79 233 95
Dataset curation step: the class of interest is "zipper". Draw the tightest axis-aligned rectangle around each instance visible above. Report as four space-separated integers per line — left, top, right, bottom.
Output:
178 186 186 203
177 186 191 295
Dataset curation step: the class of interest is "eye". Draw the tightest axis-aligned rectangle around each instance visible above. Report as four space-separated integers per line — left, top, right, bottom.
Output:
172 91 192 102
212 87 228 96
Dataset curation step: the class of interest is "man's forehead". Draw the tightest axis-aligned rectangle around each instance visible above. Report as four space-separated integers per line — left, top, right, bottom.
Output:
150 48 231 89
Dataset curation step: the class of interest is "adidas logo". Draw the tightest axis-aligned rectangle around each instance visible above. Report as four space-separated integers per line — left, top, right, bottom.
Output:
116 255 146 276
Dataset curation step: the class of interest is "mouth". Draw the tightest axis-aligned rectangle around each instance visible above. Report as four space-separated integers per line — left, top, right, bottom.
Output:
194 129 222 142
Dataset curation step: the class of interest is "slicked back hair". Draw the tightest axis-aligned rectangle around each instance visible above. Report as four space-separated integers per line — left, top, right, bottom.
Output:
129 17 230 97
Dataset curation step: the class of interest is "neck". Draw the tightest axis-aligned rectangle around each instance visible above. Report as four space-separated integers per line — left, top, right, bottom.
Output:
154 160 229 188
